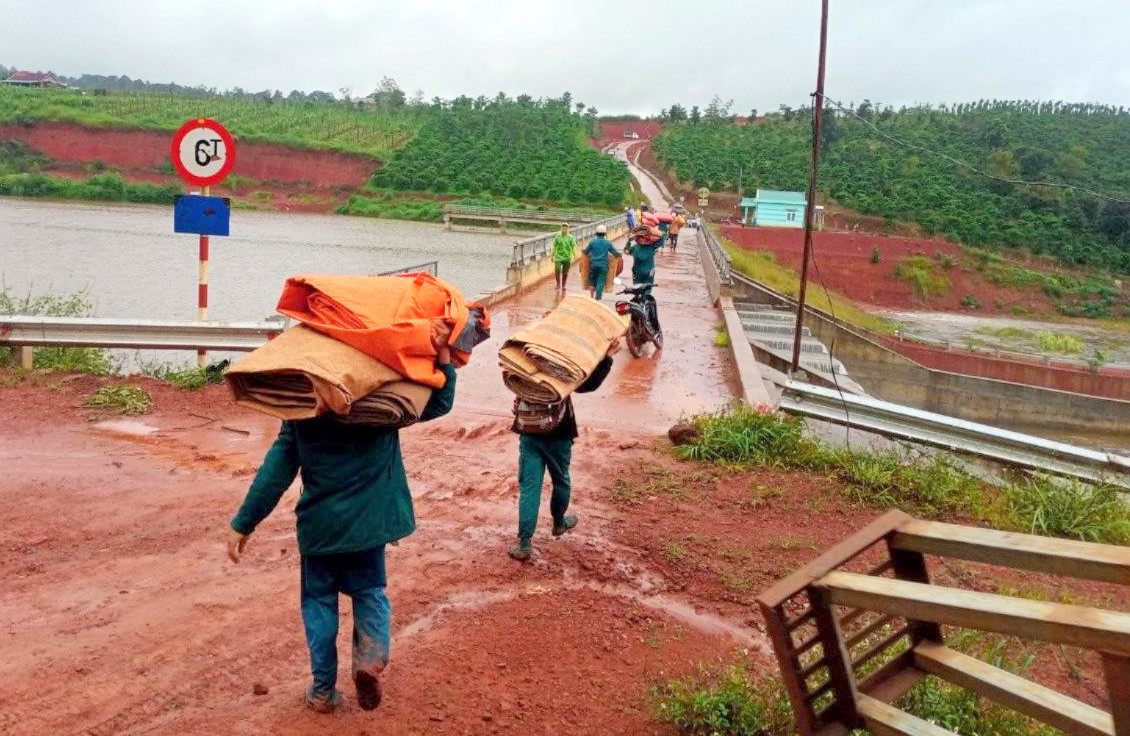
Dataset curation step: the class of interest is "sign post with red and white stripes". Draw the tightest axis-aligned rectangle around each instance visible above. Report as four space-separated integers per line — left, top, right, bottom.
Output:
170 118 236 366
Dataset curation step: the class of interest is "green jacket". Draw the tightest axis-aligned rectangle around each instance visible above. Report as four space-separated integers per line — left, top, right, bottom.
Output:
552 232 577 263
230 363 456 555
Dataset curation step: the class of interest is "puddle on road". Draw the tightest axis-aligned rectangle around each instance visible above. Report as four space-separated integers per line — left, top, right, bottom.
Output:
92 419 159 437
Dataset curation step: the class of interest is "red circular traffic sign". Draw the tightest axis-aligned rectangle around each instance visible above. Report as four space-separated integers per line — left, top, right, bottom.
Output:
170 118 236 187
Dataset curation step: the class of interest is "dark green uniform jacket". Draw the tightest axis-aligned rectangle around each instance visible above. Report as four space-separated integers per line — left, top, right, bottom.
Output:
231 363 456 556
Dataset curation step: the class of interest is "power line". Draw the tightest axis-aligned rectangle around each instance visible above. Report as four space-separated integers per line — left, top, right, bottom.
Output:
820 93 1130 205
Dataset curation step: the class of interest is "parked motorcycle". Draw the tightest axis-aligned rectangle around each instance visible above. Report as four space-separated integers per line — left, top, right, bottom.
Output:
614 279 662 357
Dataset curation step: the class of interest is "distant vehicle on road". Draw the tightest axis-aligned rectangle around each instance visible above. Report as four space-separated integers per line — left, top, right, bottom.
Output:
623 130 640 139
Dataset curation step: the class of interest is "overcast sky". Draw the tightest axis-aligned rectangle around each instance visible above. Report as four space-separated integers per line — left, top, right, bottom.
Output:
3 0 1129 114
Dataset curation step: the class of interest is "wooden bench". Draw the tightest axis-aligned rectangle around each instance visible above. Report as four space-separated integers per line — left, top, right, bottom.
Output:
756 510 1130 736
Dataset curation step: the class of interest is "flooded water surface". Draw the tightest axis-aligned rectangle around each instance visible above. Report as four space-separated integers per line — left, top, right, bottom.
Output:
1 198 514 322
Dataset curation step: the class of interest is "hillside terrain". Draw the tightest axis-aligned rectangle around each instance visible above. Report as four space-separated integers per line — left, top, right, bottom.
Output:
0 86 629 211
654 101 1130 274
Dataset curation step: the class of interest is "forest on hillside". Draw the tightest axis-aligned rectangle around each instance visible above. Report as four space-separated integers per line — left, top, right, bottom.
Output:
653 101 1130 273
371 95 629 207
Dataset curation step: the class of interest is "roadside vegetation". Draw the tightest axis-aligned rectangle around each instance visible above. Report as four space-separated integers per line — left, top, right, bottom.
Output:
675 405 1130 544
84 385 151 415
370 96 630 207
655 101 1130 275
721 236 895 334
0 287 116 374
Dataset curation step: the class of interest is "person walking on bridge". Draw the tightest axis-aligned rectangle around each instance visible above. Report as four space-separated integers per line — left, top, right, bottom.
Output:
552 222 577 295
583 224 621 300
628 229 660 285
226 327 457 714
625 206 636 231
668 212 686 249
509 337 621 561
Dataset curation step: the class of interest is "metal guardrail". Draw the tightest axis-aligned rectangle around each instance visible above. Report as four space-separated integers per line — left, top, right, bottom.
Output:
779 379 1130 488
0 315 283 352
702 224 733 286
510 213 626 267
444 204 608 223
378 260 438 277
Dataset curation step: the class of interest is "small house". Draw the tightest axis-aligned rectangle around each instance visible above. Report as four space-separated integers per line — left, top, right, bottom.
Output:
739 189 823 229
0 71 71 88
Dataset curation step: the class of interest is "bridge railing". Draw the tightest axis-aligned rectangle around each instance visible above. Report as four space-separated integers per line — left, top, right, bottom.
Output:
378 260 438 277
702 223 733 286
510 213 626 267
444 203 608 223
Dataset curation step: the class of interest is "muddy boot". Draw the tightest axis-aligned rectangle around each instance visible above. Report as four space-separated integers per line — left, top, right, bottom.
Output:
552 514 579 537
509 541 532 561
355 670 382 711
304 686 341 714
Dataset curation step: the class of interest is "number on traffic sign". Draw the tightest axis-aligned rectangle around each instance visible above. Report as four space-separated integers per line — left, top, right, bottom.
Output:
170 118 236 187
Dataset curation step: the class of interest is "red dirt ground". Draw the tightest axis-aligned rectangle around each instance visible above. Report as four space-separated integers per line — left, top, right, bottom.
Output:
723 225 1068 316
593 120 662 149
1 121 378 213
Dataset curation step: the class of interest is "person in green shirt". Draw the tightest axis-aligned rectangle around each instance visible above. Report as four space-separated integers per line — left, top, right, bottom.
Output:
227 328 457 714
552 222 577 295
583 224 621 300
629 231 660 285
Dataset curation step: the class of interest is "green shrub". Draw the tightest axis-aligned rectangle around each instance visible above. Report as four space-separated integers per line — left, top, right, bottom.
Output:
84 386 151 415
895 256 951 299
714 322 730 347
675 406 813 465
0 287 116 375
960 294 982 310
1006 476 1130 544
652 664 794 736
870 245 881 264
1035 330 1084 354
140 360 228 390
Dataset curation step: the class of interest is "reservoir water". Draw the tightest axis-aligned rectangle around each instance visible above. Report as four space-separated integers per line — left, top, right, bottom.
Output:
0 198 514 323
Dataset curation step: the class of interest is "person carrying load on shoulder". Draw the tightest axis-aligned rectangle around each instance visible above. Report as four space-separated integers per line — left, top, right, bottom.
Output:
669 212 686 249
509 337 621 561
226 325 457 715
552 222 577 295
627 226 661 285
583 224 621 300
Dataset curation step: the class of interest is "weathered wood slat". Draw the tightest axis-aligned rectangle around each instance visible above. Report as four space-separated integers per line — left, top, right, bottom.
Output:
915 641 1113 736
817 571 1130 655
757 510 911 608
857 693 955 736
1101 653 1130 736
891 519 1130 585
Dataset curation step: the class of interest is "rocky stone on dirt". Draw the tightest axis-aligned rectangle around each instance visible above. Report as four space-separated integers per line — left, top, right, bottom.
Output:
252 682 269 695
667 422 701 446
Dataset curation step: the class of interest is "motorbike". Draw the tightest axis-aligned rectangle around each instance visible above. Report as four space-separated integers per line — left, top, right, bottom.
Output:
614 279 662 357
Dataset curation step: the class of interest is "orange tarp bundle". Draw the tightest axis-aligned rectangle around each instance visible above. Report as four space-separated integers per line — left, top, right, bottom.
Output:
276 273 490 389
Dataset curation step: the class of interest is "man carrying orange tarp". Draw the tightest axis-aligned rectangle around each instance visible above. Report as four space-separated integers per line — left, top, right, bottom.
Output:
276 273 490 388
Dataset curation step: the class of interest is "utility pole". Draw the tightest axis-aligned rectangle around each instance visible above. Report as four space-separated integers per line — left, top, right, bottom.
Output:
791 0 829 374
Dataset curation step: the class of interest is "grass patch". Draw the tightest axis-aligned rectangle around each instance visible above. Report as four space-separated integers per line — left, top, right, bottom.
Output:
895 255 951 299
1034 330 1085 355
714 322 730 348
84 385 151 415
974 325 1033 339
336 193 444 222
140 360 228 390
652 662 794 736
0 170 181 205
676 407 1130 545
0 287 116 375
720 236 895 335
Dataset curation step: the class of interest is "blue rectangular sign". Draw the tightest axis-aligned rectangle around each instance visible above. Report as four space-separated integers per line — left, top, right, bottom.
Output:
174 195 230 236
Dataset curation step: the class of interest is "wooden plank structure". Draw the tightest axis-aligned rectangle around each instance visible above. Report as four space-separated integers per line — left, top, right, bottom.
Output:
756 510 1130 736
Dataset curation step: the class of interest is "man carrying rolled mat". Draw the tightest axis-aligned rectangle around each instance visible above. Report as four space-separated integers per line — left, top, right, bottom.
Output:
509 337 622 561
583 224 621 300
552 222 577 295
226 326 457 714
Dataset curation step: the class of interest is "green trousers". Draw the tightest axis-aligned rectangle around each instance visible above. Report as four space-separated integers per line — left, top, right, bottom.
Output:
517 434 573 542
589 264 608 299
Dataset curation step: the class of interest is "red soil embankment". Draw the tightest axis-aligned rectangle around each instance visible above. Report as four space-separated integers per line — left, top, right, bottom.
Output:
0 121 378 189
594 120 662 149
723 225 1055 315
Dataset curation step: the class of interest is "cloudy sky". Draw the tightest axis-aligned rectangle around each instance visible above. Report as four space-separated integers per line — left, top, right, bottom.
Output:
2 0 1129 114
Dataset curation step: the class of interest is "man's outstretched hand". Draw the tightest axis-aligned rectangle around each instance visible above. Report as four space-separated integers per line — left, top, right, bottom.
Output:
227 528 249 563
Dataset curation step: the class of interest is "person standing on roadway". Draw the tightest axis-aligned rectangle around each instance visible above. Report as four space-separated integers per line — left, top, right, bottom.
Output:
583 224 620 300
625 206 636 231
226 326 457 714
552 222 577 295
509 338 621 561
669 212 686 249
